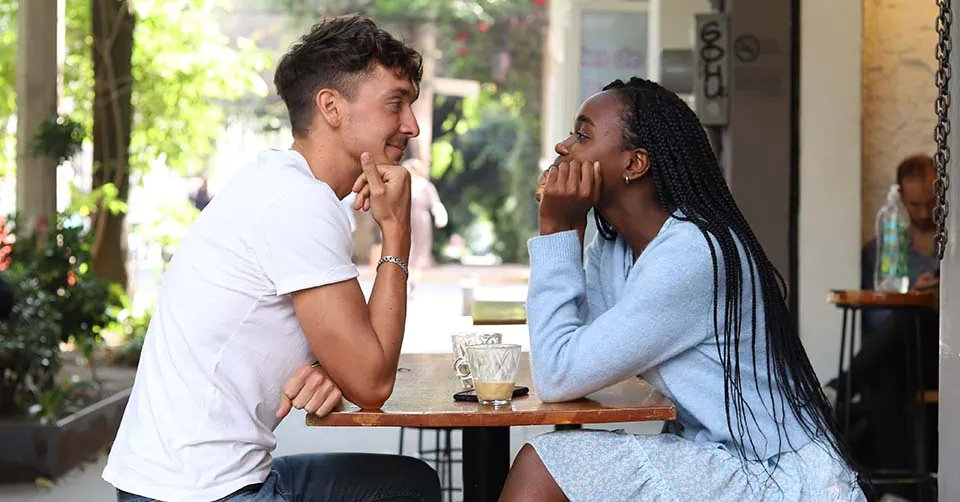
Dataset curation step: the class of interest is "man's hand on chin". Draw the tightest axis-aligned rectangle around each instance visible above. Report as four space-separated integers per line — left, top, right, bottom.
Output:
276 364 344 419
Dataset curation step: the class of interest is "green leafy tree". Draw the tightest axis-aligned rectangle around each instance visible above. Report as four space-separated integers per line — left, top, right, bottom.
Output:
73 0 269 286
0 1 17 177
0 0 269 286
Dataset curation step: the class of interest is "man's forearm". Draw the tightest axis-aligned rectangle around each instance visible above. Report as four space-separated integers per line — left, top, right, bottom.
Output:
367 227 411 378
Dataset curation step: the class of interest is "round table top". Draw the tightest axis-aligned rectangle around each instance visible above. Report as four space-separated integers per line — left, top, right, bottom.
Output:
826 289 938 308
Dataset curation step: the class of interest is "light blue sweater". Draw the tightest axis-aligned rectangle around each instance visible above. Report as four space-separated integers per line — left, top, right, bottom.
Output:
526 216 813 460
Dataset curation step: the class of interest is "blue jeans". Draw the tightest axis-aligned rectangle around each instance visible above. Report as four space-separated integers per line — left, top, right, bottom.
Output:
116 453 441 502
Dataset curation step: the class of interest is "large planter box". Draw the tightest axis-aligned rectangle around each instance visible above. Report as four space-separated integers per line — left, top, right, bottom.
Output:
0 388 130 483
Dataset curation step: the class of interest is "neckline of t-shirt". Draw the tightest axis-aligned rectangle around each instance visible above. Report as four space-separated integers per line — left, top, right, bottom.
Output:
270 148 314 177
266 148 340 198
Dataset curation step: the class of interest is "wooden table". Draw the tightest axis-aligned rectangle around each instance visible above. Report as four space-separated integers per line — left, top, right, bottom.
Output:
470 299 527 325
826 290 937 309
826 289 937 496
306 353 675 501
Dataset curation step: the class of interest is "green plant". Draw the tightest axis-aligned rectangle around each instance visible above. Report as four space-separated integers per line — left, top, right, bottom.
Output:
0 266 63 416
4 214 126 372
27 378 97 423
29 114 86 165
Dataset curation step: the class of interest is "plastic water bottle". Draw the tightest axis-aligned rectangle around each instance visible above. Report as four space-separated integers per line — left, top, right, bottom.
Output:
874 184 910 293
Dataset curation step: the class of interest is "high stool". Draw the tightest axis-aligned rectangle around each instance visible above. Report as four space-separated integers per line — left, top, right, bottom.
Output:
827 290 938 501
400 427 462 502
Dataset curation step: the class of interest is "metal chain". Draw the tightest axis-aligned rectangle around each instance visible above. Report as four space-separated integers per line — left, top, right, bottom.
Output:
935 0 953 260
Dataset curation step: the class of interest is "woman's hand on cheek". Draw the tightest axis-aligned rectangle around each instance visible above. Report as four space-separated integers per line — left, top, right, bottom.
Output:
538 160 602 235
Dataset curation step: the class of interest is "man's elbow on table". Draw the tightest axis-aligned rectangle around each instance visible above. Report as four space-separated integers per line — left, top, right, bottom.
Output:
310 353 398 410
291 282 400 411
345 379 395 410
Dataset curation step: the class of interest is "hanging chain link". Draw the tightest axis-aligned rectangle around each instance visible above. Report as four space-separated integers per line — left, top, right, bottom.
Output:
934 0 953 260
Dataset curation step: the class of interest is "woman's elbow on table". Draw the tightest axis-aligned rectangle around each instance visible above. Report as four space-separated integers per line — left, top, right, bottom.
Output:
533 373 585 403
535 386 585 403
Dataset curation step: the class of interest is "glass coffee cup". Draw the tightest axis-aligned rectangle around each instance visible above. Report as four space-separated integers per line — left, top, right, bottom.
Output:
464 344 522 406
451 332 502 389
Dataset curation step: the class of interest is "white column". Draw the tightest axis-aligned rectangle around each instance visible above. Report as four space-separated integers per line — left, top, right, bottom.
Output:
798 0 862 380
15 0 61 225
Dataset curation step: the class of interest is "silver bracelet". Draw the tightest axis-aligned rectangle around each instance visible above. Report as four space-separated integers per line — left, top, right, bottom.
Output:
377 255 409 277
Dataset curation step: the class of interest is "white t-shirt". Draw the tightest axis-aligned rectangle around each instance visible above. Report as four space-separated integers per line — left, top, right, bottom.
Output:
102 149 358 501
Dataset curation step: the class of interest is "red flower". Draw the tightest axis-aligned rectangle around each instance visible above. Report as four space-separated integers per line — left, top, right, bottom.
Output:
534 0 546 6
456 32 468 42
67 270 76 286
458 46 468 57
478 22 489 33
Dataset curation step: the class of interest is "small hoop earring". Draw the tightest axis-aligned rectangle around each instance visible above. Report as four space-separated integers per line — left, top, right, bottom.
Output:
624 176 630 185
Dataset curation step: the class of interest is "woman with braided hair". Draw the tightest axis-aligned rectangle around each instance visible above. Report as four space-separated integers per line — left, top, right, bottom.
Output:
499 77 865 501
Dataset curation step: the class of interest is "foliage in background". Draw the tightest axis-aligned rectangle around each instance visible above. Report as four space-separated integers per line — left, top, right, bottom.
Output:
3 214 126 360
0 0 270 286
28 378 97 423
268 0 541 26
0 267 63 416
0 0 13 117
431 89 540 262
110 308 152 367
29 114 87 166
0 0 15 177
0 213 127 417
0 0 270 182
58 0 271 177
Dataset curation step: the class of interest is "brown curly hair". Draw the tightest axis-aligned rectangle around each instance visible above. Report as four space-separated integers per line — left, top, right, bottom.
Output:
273 14 423 137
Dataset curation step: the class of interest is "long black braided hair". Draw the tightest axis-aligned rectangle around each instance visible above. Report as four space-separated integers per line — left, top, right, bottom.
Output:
597 77 859 476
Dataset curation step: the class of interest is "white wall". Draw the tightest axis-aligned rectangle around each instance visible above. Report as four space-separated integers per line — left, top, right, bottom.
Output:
798 0 862 381
660 0 708 49
861 0 939 243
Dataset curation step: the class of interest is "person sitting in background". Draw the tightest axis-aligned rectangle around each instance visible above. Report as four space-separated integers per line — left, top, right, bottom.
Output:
860 155 939 327
824 154 940 496
828 155 938 404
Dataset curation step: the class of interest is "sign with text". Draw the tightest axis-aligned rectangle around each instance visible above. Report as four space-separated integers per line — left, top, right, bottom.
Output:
694 13 730 126
578 10 649 103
